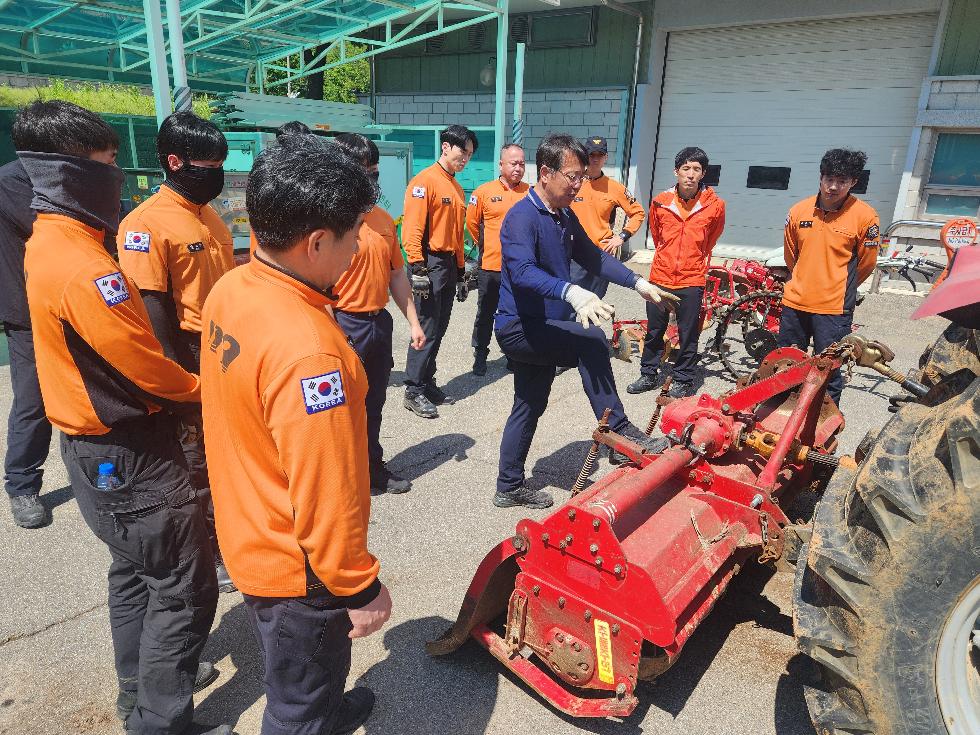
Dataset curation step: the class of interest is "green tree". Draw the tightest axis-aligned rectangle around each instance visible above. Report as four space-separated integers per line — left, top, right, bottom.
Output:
261 43 369 103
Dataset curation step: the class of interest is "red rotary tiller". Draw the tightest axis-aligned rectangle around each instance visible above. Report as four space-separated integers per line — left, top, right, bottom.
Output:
428 335 927 718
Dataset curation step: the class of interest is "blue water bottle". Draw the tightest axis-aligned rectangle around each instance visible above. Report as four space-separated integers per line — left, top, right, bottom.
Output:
95 462 121 491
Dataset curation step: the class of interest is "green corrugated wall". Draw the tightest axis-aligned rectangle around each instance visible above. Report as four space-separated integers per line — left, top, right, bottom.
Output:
937 0 980 75
374 5 651 93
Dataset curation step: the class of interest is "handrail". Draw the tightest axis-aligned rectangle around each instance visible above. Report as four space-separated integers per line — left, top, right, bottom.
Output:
870 220 944 294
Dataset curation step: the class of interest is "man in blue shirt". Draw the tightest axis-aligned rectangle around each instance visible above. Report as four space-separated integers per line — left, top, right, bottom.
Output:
493 134 679 508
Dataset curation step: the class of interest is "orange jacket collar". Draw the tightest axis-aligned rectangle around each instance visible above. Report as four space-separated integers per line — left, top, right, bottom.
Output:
34 212 106 242
250 253 336 308
652 185 720 219
159 182 208 213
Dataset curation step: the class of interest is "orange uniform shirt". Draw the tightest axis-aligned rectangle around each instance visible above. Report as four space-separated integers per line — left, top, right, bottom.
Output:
782 195 880 315
200 257 378 598
570 174 645 247
647 186 727 289
402 163 466 267
334 206 404 313
465 179 529 272
24 214 200 435
117 185 234 333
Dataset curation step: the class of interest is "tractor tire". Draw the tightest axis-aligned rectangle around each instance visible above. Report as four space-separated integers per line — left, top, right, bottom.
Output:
793 325 980 735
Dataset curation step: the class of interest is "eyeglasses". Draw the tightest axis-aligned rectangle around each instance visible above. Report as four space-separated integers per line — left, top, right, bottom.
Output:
544 167 585 186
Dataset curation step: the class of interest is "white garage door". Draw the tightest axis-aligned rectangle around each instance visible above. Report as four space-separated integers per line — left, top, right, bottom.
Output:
650 12 937 256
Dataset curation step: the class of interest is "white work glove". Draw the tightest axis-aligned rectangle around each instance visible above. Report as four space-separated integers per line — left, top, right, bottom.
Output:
634 278 681 312
564 284 615 328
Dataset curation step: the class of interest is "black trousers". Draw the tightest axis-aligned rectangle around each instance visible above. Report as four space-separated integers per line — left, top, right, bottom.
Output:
639 286 704 384
243 593 354 735
777 305 852 404
495 317 630 494
336 309 394 466
175 329 216 550
569 259 609 299
61 413 218 735
405 251 457 395
3 322 52 498
471 268 501 356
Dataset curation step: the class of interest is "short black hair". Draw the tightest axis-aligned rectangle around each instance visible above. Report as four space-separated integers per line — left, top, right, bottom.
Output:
156 111 227 170
276 120 312 142
12 100 118 157
536 133 588 172
332 133 380 166
674 146 709 170
441 124 478 153
247 139 378 252
820 149 867 180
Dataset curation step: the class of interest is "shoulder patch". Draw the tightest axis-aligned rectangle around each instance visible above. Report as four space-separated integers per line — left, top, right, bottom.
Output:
866 224 880 240
469 194 478 206
625 189 636 204
412 186 426 199
94 272 131 307
301 370 346 414
784 214 790 227
124 231 150 252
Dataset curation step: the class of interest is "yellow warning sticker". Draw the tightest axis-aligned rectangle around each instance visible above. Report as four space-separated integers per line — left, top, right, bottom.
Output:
594 619 614 684
136 175 148 190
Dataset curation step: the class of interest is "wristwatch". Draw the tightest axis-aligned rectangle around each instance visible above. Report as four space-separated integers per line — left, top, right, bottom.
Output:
617 231 632 241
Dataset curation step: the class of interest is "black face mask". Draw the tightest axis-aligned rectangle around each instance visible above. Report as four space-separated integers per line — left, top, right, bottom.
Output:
18 151 124 234
164 161 225 205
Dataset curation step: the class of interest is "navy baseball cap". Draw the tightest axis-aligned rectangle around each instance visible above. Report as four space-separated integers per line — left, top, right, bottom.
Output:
583 136 608 154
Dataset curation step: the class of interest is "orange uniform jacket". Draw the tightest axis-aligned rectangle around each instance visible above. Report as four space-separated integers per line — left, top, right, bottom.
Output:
24 214 200 435
570 174 645 247
647 186 726 289
117 185 234 334
402 163 466 267
200 256 379 598
335 206 404 313
782 195 880 315
465 179 529 272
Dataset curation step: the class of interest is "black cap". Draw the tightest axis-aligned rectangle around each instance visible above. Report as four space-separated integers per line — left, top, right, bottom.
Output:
583 136 607 154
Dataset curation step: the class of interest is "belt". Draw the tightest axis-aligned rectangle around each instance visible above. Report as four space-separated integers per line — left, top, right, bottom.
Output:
336 308 382 318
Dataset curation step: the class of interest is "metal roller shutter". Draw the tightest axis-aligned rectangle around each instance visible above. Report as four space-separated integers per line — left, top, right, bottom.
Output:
651 12 938 257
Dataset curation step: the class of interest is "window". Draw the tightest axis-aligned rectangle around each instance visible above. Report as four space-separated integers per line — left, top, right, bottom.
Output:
528 10 596 48
747 166 791 190
922 133 980 219
703 165 721 187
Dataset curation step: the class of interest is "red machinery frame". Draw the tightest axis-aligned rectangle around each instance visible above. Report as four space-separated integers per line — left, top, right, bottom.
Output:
430 343 856 717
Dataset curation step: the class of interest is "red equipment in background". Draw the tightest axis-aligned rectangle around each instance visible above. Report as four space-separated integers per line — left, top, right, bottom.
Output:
611 259 786 379
429 335 926 718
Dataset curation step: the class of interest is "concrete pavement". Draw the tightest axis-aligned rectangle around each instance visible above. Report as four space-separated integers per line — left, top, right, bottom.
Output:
0 283 947 735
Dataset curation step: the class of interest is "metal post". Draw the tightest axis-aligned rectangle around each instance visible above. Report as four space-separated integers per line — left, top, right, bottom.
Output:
511 41 525 147
143 0 172 125
165 0 191 111
493 0 509 155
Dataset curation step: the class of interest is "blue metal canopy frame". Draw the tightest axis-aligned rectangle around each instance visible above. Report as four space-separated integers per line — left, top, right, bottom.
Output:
0 0 510 151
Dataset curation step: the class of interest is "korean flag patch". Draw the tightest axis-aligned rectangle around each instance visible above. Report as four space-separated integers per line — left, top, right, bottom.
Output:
94 272 131 307
412 186 426 199
301 371 346 414
124 231 150 252
469 194 478 205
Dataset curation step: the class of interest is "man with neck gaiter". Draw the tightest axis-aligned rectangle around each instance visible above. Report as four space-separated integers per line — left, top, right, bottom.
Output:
17 101 228 735
117 112 235 592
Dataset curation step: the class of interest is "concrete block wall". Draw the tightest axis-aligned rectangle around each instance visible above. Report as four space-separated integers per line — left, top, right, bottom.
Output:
361 87 628 172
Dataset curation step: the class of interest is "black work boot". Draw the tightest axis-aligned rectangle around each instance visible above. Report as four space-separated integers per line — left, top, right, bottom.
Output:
608 424 671 465
331 687 376 735
424 383 455 405
493 483 554 509
626 373 662 395
472 350 489 376
404 392 438 418
370 462 411 495
215 553 236 593
117 662 220 721
666 380 696 399
9 494 48 528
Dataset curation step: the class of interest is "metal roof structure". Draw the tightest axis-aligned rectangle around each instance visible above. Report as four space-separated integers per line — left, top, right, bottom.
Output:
0 0 512 149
